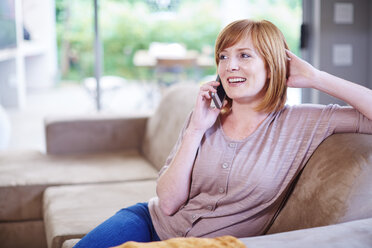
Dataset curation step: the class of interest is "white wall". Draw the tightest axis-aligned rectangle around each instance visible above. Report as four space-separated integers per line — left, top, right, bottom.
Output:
22 0 58 89
0 0 57 108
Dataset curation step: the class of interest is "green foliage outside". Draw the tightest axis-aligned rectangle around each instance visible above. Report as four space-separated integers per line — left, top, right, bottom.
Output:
100 0 222 81
56 0 301 83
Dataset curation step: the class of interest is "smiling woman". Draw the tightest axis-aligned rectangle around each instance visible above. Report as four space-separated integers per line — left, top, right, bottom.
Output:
220 0 302 105
73 18 372 248
215 20 289 114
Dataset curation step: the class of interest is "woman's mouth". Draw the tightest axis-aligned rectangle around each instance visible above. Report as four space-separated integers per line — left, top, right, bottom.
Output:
227 77 246 85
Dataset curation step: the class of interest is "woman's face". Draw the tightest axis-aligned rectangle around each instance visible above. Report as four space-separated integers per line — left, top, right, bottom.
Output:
217 34 268 106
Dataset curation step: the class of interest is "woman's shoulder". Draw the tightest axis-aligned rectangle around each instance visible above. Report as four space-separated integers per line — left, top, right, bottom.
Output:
279 103 345 115
284 103 329 110
273 103 344 122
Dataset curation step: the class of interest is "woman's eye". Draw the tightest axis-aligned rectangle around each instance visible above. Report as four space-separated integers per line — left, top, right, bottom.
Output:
219 54 227 60
241 53 250 58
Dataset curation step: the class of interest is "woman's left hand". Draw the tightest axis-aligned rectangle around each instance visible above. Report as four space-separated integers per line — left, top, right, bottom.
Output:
286 50 372 120
286 50 319 89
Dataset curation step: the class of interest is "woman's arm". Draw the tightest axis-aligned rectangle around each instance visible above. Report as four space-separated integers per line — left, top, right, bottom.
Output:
156 81 221 216
286 50 372 120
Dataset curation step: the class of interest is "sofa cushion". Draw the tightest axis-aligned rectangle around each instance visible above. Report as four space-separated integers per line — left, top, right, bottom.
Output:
267 133 372 234
142 83 199 170
242 217 372 248
45 114 148 155
43 181 157 248
62 239 80 248
0 150 157 222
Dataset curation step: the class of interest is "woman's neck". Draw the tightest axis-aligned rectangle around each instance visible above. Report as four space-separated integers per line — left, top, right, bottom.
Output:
221 101 269 140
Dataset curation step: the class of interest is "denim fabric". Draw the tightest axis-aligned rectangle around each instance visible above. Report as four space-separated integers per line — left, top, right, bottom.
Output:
74 202 160 248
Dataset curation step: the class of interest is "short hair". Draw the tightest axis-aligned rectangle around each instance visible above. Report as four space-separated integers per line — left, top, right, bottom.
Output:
215 19 289 113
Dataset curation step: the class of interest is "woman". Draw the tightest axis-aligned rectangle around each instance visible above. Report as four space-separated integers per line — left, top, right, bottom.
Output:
75 19 372 248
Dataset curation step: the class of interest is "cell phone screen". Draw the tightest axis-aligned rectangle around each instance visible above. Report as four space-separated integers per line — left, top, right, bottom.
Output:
212 75 226 109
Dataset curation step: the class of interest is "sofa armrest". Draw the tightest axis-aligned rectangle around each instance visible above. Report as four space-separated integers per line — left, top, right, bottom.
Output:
240 218 372 248
45 114 150 155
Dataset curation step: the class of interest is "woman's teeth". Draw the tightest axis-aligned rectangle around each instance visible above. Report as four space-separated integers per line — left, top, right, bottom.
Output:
228 78 246 83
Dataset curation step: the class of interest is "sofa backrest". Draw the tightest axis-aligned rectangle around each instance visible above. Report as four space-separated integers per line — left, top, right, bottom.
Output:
141 83 199 171
267 133 372 234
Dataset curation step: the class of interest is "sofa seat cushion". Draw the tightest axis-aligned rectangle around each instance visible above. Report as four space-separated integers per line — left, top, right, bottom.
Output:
43 181 157 248
0 150 157 222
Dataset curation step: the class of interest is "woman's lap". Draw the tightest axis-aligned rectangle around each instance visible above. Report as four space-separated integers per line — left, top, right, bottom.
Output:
74 202 160 248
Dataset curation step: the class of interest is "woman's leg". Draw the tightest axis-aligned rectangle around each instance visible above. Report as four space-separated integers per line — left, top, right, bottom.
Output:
74 202 160 248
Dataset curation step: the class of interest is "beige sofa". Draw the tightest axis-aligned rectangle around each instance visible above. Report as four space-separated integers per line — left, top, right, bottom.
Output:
1 83 371 248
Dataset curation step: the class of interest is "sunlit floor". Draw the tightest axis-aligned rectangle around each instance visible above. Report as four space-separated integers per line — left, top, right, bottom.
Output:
4 81 161 152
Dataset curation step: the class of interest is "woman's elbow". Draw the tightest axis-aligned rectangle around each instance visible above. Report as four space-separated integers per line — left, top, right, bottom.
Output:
156 183 187 215
159 198 178 216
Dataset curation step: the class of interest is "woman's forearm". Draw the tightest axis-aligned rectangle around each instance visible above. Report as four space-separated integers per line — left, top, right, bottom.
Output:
313 71 372 120
156 128 204 216
156 80 221 216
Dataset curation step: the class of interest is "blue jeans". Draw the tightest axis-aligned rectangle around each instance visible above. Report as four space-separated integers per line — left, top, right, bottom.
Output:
74 202 160 248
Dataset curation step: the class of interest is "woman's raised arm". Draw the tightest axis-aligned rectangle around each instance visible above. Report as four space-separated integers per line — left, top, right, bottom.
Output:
156 81 221 216
286 50 372 120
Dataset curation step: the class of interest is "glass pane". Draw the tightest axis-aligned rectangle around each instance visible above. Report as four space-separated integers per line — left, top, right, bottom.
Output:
2 0 302 151
99 0 222 112
57 0 93 81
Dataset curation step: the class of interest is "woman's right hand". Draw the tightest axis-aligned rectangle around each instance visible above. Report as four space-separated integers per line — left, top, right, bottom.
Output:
188 81 221 134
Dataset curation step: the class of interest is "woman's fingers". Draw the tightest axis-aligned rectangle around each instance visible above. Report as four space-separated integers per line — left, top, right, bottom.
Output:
201 91 212 100
199 81 220 100
200 81 219 92
285 49 296 60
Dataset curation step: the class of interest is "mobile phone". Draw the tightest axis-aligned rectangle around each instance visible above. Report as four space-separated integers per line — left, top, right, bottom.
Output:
211 75 226 109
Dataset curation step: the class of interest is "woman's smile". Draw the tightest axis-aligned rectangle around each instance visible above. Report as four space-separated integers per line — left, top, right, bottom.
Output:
227 77 247 85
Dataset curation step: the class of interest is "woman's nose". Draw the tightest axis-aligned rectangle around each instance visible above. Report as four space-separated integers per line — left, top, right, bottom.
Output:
227 58 239 71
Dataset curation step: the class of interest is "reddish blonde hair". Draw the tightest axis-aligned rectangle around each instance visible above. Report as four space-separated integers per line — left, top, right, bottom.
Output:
215 19 289 113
